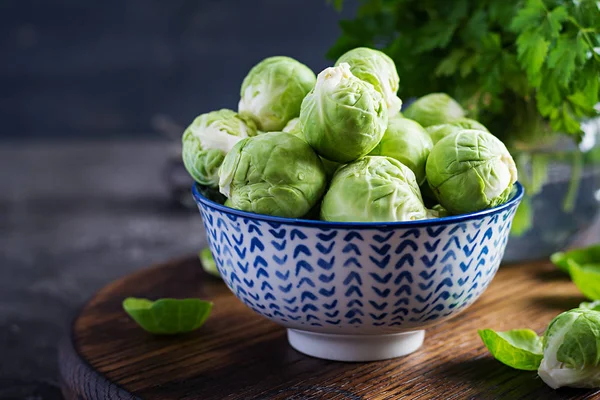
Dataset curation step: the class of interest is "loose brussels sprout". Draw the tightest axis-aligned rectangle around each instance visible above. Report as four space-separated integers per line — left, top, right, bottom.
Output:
426 130 518 214
300 63 388 163
335 47 402 117
404 93 465 127
321 156 428 222
282 117 303 136
182 109 257 187
238 56 316 132
219 132 327 218
368 116 433 185
538 308 600 389
283 117 340 179
426 118 489 144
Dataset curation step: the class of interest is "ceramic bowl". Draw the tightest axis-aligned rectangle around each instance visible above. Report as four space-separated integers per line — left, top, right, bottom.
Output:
192 183 524 362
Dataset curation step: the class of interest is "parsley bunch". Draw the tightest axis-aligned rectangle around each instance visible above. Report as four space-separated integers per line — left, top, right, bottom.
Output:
328 0 600 146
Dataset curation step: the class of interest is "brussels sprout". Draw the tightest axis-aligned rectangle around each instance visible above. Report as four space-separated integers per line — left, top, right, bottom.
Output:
219 131 327 218
300 63 388 163
368 116 433 185
426 130 518 214
335 47 402 116
580 300 600 311
182 109 257 187
282 117 303 136
426 118 489 144
538 309 600 389
224 198 234 208
321 156 428 222
404 93 465 127
283 117 340 179
238 56 316 132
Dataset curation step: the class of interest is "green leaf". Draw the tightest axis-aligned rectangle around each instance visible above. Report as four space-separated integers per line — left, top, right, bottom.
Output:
548 36 579 87
510 0 545 33
579 300 600 311
200 247 220 278
328 0 344 12
544 6 569 38
478 328 544 371
447 0 469 22
568 91 596 115
579 63 600 108
435 49 467 77
489 0 519 26
568 260 600 300
461 9 488 43
415 22 458 53
536 74 562 116
459 53 480 78
550 244 600 273
516 30 549 86
123 298 213 335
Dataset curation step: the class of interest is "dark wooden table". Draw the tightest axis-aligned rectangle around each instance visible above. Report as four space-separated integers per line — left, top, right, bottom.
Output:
59 255 600 400
2 141 599 399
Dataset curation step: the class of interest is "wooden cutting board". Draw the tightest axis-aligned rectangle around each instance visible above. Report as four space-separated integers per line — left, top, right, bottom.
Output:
58 256 600 400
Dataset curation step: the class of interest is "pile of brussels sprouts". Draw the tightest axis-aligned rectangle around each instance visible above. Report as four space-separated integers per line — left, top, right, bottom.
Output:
182 48 518 222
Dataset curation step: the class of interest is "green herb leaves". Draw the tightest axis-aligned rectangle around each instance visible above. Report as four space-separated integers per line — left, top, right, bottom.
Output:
478 329 544 371
515 30 549 87
328 0 600 144
123 298 213 335
511 0 598 138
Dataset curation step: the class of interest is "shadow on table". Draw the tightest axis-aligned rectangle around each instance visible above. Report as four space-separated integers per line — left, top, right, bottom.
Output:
435 356 594 400
529 295 586 312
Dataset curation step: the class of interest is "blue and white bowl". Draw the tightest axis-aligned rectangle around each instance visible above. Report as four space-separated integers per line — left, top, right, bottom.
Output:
193 183 524 362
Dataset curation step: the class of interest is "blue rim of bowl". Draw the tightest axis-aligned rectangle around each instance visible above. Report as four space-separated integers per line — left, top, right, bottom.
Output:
192 181 524 229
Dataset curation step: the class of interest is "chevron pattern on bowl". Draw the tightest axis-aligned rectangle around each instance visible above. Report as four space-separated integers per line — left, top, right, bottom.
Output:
193 183 524 361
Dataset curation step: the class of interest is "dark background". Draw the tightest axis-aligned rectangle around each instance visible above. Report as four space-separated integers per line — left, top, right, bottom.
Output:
1 0 357 140
0 1 357 397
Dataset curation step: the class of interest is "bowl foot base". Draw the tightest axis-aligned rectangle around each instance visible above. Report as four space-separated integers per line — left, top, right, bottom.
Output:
287 329 425 362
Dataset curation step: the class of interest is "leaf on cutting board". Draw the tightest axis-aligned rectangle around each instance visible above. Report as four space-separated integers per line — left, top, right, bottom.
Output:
567 260 600 301
123 297 213 335
550 244 600 274
478 328 543 371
